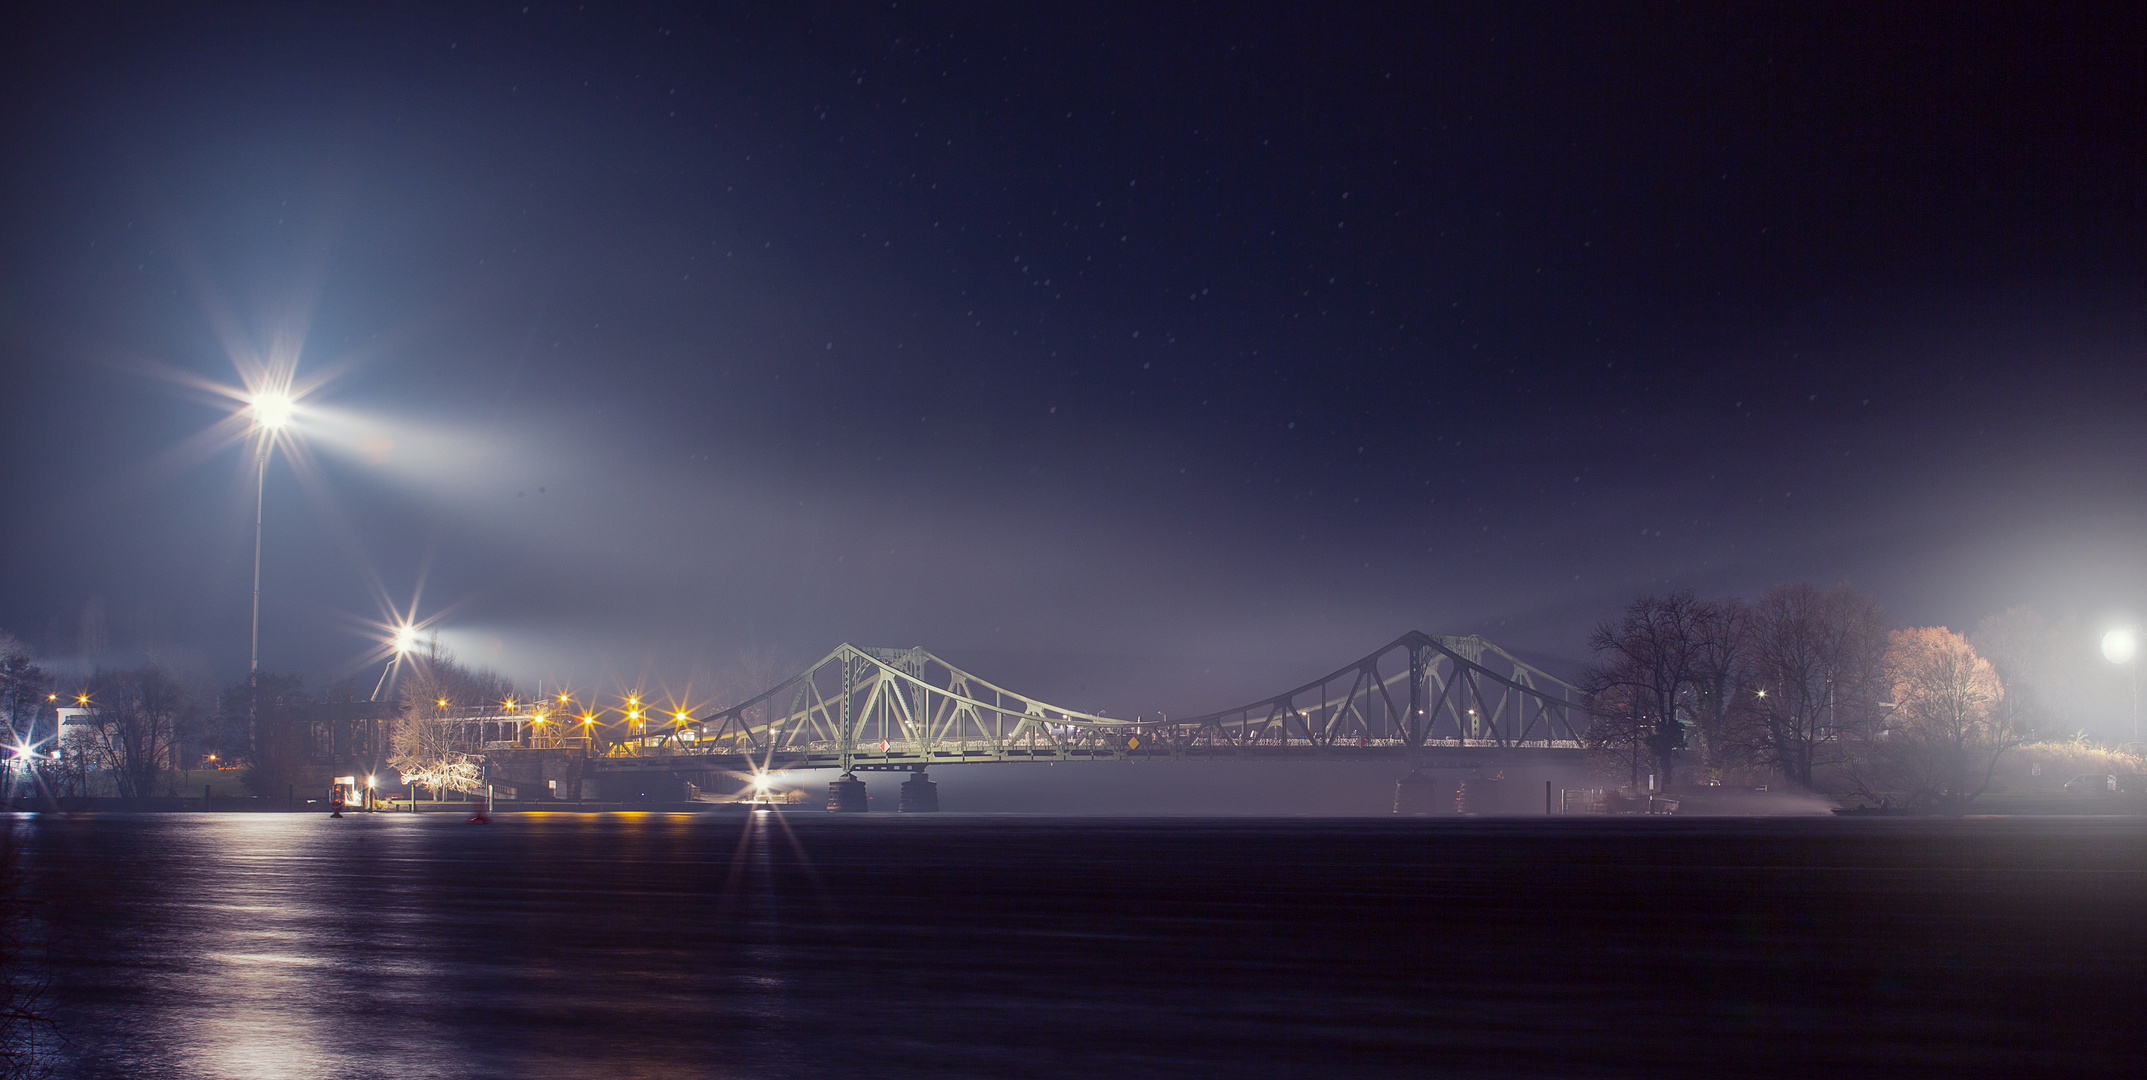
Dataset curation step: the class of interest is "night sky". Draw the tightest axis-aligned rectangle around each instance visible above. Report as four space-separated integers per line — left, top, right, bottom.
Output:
4 3 2144 724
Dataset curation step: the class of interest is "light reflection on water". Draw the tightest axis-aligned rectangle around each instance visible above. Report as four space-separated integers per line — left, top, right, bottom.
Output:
10 813 2146 1078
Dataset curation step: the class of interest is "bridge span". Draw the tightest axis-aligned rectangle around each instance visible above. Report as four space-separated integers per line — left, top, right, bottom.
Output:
569 631 1589 809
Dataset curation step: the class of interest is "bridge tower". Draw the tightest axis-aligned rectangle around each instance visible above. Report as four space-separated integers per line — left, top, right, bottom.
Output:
825 651 869 811
1394 640 1441 812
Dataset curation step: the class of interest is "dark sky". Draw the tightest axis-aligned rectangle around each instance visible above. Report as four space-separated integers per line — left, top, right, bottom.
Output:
3 3 2144 725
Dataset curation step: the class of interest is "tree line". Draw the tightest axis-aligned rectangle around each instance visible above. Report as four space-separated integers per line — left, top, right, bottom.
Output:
1579 585 2062 812
1 629 379 800
3 633 207 799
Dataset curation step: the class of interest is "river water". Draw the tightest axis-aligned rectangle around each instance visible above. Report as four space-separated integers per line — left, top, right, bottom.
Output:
7 812 2143 1078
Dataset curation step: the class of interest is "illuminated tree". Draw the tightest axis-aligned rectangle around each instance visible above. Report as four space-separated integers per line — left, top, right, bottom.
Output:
390 643 514 796
1851 627 2016 813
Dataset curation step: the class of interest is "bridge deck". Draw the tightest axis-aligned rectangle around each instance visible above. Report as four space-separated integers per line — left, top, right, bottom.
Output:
592 742 1586 773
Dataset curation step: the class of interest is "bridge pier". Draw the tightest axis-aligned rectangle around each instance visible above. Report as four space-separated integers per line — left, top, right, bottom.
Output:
898 770 938 812
1394 769 1448 815
827 773 869 812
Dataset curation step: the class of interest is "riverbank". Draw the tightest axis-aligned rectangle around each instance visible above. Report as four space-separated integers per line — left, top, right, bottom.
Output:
7 797 758 814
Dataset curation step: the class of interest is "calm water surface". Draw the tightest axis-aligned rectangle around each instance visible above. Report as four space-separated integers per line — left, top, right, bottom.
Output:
9 812 2144 1078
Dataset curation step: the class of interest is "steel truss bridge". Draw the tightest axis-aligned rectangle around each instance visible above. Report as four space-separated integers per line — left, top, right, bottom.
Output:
594 631 1587 779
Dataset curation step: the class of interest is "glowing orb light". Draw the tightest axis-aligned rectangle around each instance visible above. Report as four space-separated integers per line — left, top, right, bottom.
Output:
2103 627 2138 665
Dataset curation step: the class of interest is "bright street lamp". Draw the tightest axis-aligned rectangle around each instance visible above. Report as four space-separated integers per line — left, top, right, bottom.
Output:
2103 625 2141 742
250 390 294 432
369 620 423 701
2101 626 2137 665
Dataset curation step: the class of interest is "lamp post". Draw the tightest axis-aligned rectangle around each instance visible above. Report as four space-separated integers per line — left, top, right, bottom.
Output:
2102 625 2141 744
246 389 294 676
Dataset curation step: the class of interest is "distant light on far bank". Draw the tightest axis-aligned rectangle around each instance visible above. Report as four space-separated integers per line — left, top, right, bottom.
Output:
2103 626 2138 665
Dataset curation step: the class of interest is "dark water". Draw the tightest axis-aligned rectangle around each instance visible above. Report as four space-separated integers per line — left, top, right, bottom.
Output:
8 812 2144 1078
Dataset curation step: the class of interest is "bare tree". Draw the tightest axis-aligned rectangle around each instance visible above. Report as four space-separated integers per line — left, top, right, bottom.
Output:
50 729 94 799
1580 593 1741 789
74 666 195 798
1579 677 1652 789
0 635 48 751
1684 598 1753 773
225 672 307 797
1735 583 1890 790
0 635 55 811
1850 627 2016 813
